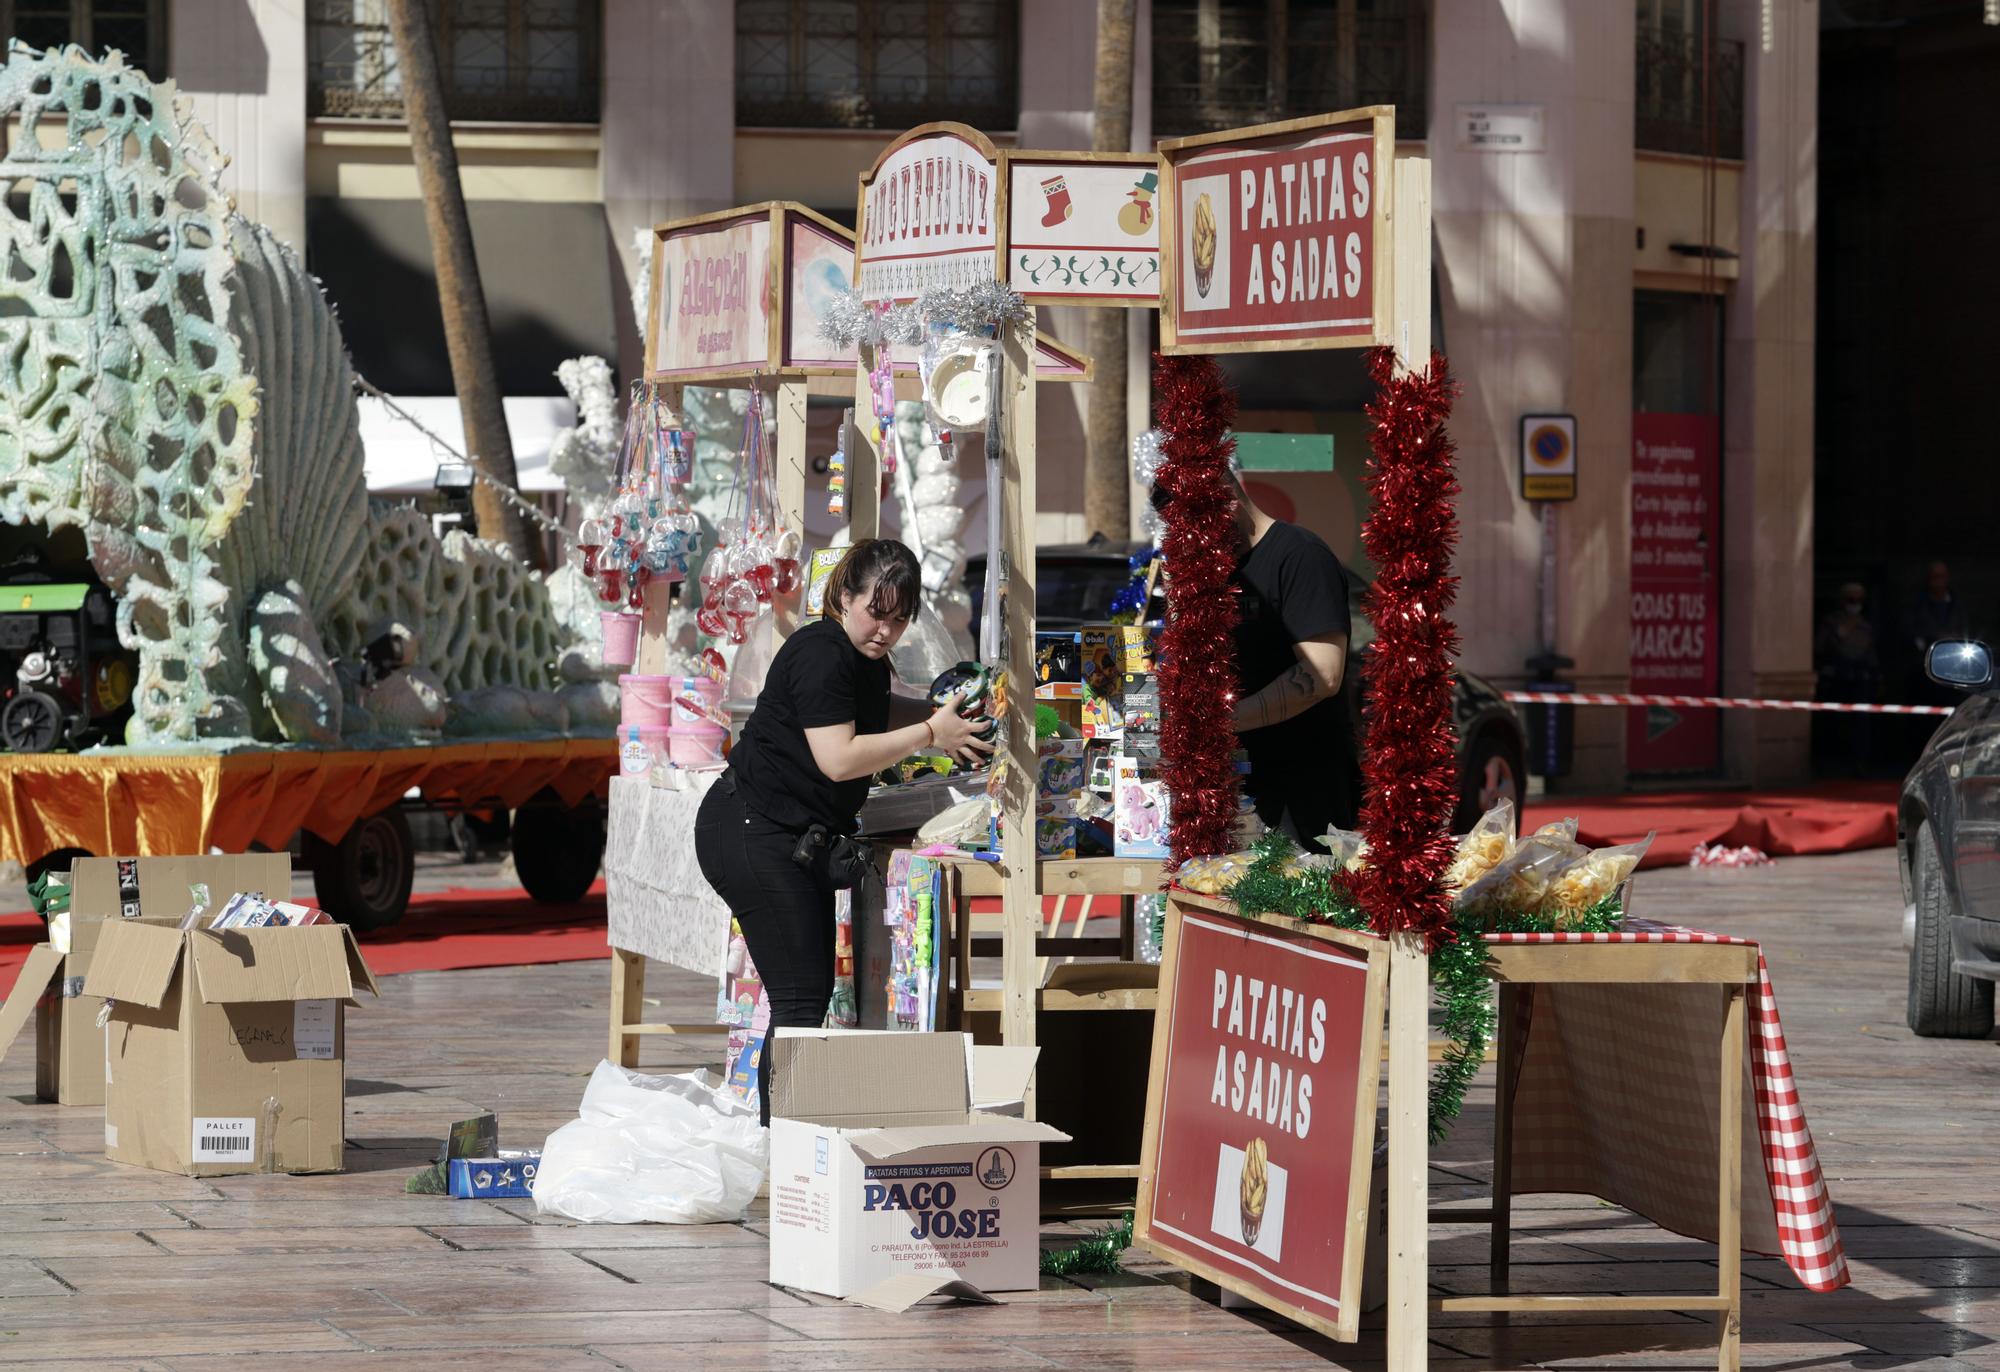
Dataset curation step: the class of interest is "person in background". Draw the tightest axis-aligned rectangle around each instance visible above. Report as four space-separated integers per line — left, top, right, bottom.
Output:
1816 580 1881 776
1155 466 1359 842
1904 561 1971 693
693 539 992 1124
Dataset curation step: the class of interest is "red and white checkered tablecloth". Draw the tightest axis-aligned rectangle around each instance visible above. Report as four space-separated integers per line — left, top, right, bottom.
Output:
1484 920 1849 1292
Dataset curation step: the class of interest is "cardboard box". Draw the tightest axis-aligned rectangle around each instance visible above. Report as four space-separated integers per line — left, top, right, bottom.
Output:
85 917 377 1176
766 1030 1067 1300
449 1153 541 1198
0 854 293 1107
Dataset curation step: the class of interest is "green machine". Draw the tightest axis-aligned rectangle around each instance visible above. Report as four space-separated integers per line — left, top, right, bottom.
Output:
0 582 135 753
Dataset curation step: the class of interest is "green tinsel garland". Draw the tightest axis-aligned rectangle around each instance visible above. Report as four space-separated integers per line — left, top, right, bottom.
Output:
1039 1210 1135 1277
1221 834 1622 1143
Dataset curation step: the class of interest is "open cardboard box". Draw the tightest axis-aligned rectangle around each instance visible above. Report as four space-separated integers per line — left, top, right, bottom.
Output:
85 914 378 1176
0 854 292 1107
767 1029 1068 1301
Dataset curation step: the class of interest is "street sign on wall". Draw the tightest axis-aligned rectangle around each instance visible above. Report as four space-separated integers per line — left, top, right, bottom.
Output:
1002 152 1163 306
855 122 1002 304
1136 896 1386 1342
1157 107 1396 355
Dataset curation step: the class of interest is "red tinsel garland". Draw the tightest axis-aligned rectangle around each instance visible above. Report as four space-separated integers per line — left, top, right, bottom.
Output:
1354 347 1462 947
1151 352 1243 863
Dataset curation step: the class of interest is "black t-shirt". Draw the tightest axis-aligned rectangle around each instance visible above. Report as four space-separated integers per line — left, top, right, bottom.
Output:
1232 521 1360 837
729 617 892 833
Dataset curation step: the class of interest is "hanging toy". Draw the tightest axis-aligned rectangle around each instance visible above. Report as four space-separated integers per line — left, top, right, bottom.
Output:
577 515 606 577
772 528 802 597
827 410 848 519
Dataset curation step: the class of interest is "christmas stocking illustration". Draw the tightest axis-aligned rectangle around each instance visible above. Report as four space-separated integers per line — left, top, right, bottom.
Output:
1039 176 1074 228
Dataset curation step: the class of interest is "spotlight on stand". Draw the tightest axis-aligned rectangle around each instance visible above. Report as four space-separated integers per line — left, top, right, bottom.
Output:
432 459 477 536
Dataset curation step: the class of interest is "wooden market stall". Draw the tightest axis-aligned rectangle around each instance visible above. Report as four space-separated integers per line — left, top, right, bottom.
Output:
603 196 1095 1062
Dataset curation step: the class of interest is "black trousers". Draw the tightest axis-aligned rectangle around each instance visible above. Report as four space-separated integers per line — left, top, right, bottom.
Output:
693 773 834 1125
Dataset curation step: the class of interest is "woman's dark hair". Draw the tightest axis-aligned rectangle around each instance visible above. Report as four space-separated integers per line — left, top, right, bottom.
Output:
825 538 920 623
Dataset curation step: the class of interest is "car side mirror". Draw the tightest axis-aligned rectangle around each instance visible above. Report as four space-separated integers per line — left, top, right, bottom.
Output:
1926 639 1994 691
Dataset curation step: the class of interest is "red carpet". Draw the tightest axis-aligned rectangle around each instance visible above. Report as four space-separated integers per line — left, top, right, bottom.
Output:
1524 781 1900 869
1 882 609 998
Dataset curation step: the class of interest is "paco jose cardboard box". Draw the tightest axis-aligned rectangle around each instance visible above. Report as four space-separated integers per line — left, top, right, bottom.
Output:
83 907 378 1177
0 855 293 1107
766 1029 1068 1301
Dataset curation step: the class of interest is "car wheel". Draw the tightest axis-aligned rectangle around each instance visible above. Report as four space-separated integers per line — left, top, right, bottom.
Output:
306 810 416 931
1906 820 1994 1038
510 789 606 905
1453 727 1524 834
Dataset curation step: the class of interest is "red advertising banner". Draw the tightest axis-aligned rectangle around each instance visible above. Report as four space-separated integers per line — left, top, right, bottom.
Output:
1158 108 1395 355
1136 897 1384 1341
1629 412 1722 772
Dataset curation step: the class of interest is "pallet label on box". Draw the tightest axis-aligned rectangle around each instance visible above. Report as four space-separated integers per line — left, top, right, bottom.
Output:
294 1000 337 1060
192 1117 256 1163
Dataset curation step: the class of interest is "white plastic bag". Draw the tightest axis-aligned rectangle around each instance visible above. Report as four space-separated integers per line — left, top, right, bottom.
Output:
531 1061 768 1224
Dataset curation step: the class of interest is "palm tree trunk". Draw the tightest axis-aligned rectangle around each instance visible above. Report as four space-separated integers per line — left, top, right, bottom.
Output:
384 0 538 566
1085 0 1137 542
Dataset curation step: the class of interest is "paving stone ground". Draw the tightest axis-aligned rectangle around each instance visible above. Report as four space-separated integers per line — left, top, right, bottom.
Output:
1 846 1994 1369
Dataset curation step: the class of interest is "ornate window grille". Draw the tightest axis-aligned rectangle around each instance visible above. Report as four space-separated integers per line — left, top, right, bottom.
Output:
308 0 600 123
736 0 1019 132
1152 0 1429 142
1634 30 1744 159
0 0 165 81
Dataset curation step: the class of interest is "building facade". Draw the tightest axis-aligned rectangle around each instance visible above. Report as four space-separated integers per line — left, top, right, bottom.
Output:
61 0 1819 790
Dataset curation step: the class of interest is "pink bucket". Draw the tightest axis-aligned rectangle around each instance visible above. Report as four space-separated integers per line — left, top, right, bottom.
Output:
619 726 670 777
669 730 726 767
618 674 676 729
601 611 641 667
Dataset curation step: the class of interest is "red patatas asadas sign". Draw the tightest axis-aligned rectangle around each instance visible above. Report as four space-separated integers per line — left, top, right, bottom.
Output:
1159 107 1397 355
1136 895 1386 1341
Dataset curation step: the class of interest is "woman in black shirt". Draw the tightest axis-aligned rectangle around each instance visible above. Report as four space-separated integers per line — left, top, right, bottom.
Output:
694 539 992 1122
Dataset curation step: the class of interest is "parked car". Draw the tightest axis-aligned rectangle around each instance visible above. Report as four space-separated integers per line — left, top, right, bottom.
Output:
1901 638 2000 1038
964 543 1527 833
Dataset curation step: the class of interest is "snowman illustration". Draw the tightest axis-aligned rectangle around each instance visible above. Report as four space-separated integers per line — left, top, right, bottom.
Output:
1119 172 1158 236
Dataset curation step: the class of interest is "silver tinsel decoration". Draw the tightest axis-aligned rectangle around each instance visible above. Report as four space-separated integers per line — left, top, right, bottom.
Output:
1131 427 1165 488
917 281 1031 334
1132 427 1166 540
816 290 922 348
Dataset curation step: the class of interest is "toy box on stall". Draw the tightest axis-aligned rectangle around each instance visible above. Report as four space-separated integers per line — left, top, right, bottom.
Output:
1036 737 1087 859
766 1029 1068 1299
1079 627 1122 738
1114 752 1172 858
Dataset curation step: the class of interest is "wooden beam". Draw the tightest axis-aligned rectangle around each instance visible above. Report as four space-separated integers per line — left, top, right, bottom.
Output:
1434 1295 1737 1314
999 316 1040 1114
770 376 809 642
608 947 645 1066
847 346 882 541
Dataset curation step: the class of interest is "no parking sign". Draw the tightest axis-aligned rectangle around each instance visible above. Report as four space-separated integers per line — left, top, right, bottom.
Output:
1520 413 1577 501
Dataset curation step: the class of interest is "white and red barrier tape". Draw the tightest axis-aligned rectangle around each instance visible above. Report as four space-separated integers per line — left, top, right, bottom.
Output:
1501 690 1954 717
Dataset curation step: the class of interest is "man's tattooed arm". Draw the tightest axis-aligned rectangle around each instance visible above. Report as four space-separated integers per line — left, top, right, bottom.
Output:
1230 634 1349 733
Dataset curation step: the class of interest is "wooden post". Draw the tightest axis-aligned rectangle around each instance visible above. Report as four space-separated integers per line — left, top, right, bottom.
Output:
1491 982 1519 1290
998 317 1040 1115
1384 154 1434 1372
848 346 883 542
1718 985 1745 1372
770 376 809 641
608 948 645 1067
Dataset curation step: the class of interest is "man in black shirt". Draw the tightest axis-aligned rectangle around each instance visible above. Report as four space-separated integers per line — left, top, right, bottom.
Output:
1156 466 1359 843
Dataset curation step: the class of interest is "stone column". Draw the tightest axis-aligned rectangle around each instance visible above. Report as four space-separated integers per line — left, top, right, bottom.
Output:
602 0 736 379
171 0 307 253
1431 0 1638 790
1718 0 1817 785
